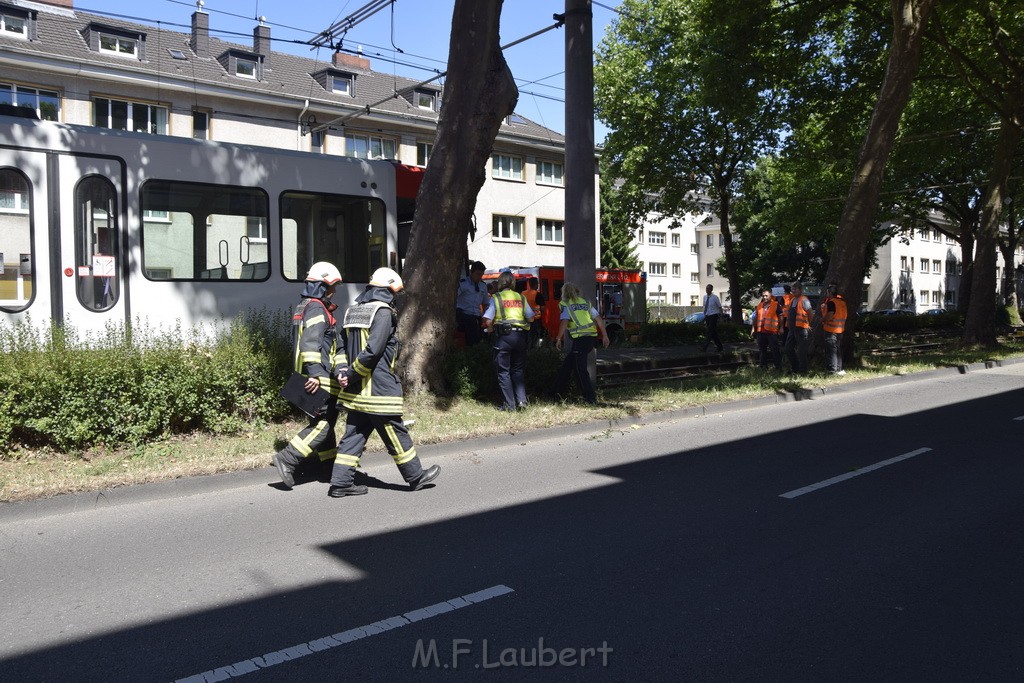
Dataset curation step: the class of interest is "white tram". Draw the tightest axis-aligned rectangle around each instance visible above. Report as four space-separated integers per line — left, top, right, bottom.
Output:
0 113 402 338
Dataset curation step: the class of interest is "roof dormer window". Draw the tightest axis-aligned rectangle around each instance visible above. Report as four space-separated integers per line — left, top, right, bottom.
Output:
219 49 262 81
99 33 138 58
415 89 437 112
1 12 27 38
235 58 257 79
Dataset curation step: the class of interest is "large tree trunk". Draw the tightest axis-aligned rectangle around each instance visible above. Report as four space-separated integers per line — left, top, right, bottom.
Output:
964 115 1023 344
957 218 976 315
824 0 936 346
718 193 742 323
398 0 519 394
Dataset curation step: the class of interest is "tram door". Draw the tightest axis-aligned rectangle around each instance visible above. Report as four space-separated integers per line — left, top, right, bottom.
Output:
56 155 127 336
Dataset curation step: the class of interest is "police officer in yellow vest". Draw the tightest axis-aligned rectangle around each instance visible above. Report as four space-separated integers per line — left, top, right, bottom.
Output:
483 271 535 411
553 281 610 405
820 283 848 375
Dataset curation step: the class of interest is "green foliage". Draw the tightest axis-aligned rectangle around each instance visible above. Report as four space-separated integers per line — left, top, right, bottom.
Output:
442 343 582 402
640 320 750 346
599 166 641 269
0 311 293 454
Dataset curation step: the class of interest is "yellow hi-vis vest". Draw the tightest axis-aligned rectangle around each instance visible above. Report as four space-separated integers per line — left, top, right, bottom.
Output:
492 290 530 329
561 296 597 338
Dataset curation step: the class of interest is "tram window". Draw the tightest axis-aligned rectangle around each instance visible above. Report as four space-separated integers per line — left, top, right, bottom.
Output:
140 180 269 281
0 168 33 311
74 175 120 311
280 191 386 283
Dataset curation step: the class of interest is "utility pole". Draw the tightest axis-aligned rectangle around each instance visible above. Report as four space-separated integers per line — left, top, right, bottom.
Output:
563 0 599 385
564 0 595 295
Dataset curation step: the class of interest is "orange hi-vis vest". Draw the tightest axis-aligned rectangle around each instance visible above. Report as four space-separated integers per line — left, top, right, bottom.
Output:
792 295 812 329
754 298 781 334
523 287 541 312
821 294 848 334
781 293 794 328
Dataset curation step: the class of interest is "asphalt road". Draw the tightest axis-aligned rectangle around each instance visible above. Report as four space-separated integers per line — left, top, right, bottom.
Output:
1 362 1023 681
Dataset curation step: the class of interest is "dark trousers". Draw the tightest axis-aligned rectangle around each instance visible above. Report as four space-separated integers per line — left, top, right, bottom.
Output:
703 314 723 351
330 410 423 487
457 310 483 346
553 334 598 404
824 332 843 372
277 400 338 467
492 328 528 408
785 327 810 373
756 332 782 369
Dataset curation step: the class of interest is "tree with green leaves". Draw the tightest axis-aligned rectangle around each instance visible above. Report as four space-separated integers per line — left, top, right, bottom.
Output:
595 0 787 322
598 170 641 270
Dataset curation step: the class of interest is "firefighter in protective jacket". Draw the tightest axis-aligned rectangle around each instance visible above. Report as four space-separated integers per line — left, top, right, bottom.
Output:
327 267 440 498
272 262 347 489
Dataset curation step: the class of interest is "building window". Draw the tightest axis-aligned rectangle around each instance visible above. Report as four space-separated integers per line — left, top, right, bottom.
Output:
718 233 725 247
947 235 955 244
690 272 699 283
0 83 60 121
416 142 432 167
492 214 524 241
648 231 666 246
671 263 681 277
536 160 564 186
332 74 353 95
932 259 941 274
99 33 138 58
344 133 396 160
491 154 523 181
932 229 940 241
900 255 908 272
690 243 698 254
920 258 929 273
648 262 666 276
932 290 941 305
671 233 680 248
192 109 209 140
947 259 959 275
672 293 681 305
536 219 564 244
918 228 929 240
706 234 713 248
0 13 27 39
706 263 714 276
235 58 257 79
945 290 956 305
919 290 928 304
690 295 699 306
0 169 33 311
93 97 167 134
415 89 437 111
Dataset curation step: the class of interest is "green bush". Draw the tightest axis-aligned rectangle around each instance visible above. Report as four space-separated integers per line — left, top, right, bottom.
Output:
0 311 293 454
442 343 570 402
639 319 750 346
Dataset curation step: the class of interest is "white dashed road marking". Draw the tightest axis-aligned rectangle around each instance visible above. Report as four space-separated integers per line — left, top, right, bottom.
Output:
1014 416 1024 421
779 448 932 499
174 585 515 682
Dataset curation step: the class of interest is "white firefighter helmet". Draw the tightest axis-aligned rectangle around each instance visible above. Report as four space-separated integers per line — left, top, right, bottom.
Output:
305 261 342 285
369 267 404 292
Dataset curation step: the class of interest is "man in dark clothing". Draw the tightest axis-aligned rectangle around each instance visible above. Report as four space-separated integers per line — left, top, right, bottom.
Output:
328 268 440 498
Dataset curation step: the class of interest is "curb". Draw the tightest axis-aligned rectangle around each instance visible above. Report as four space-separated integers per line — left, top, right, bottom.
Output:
3 356 1022 521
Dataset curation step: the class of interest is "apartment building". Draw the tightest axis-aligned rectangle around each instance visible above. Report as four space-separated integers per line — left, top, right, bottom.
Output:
0 0 580 274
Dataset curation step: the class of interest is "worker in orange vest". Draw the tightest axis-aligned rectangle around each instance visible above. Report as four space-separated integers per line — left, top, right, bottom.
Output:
750 288 783 369
522 276 546 347
784 282 815 374
779 283 794 348
820 283 848 375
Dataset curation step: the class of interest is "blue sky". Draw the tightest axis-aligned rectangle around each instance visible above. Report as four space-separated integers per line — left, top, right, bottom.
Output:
73 0 622 139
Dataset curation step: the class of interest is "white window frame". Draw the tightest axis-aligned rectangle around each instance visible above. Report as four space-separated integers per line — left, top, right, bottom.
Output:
344 133 397 160
492 214 524 242
920 258 929 273
706 263 714 276
690 272 699 283
900 255 908 272
648 231 666 246
690 243 698 254
706 234 713 248
142 209 170 223
536 218 564 244
671 263 681 278
416 142 432 168
235 58 258 79
932 259 941 274
1 82 60 121
648 262 666 276
491 154 523 181
93 97 168 135
1 13 27 38
672 293 681 305
99 33 138 58
919 289 928 304
671 233 681 248
536 160 564 186
415 90 436 111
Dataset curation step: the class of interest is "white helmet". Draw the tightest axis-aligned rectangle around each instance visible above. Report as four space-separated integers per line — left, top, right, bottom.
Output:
305 261 342 285
369 267 404 292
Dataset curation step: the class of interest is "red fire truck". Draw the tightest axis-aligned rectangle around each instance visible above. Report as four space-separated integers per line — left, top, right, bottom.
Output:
482 266 647 344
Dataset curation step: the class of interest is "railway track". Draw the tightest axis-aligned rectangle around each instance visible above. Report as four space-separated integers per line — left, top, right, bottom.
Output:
597 353 755 388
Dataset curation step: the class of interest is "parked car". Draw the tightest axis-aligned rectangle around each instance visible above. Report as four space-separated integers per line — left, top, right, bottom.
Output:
920 308 947 316
684 312 705 323
870 308 916 316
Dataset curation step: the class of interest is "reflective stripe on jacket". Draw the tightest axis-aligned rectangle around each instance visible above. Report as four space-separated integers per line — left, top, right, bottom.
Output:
292 298 343 395
821 295 848 334
754 299 781 334
339 295 404 415
492 290 530 329
561 296 597 338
